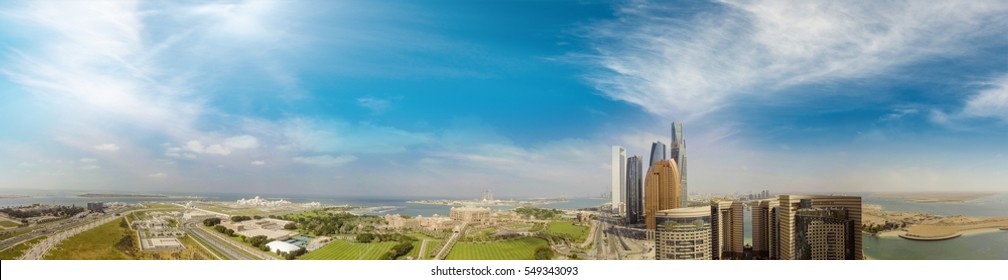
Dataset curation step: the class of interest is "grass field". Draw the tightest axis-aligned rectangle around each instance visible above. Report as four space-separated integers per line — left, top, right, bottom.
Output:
402 240 422 259
0 220 21 228
299 240 397 260
201 205 265 216
45 218 133 260
0 236 45 260
446 237 549 260
0 228 31 241
546 222 588 242
423 240 443 259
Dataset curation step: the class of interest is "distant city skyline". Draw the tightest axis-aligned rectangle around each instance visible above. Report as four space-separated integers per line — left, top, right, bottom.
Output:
1 0 1007 197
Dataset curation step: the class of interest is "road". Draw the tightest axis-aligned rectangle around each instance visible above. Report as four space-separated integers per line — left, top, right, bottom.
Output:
185 220 277 260
1 210 128 253
434 222 467 260
19 210 132 260
183 222 254 260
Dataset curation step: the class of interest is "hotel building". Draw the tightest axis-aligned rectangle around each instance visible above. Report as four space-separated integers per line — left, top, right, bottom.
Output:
655 207 712 260
644 160 681 230
775 195 862 260
711 200 744 259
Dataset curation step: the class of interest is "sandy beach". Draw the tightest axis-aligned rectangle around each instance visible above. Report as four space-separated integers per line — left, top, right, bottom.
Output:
864 203 1008 240
872 192 996 203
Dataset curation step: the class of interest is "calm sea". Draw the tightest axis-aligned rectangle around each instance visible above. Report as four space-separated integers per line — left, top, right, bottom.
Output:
861 193 1008 260
0 190 606 217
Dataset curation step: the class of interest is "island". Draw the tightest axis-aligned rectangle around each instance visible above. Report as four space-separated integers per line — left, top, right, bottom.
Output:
77 193 169 198
863 204 1008 241
872 192 996 203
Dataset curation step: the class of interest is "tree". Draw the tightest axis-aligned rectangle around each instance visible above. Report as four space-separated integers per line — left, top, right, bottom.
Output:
231 216 252 222
284 223 297 230
203 218 222 227
356 233 375 243
534 247 554 260
248 235 270 248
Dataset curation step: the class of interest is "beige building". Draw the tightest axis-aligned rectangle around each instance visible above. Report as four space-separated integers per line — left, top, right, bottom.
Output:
777 195 862 260
645 160 681 230
449 206 491 223
712 201 743 259
751 199 779 259
655 207 712 260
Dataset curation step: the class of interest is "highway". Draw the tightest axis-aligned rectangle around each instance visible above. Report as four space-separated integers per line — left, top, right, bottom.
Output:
18 209 132 260
184 219 278 260
183 222 255 260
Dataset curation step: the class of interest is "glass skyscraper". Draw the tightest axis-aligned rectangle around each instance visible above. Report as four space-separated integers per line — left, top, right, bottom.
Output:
671 122 688 207
626 155 643 225
649 141 666 169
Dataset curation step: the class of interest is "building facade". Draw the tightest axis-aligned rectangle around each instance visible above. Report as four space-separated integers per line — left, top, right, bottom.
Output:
777 195 862 260
751 199 779 259
711 201 744 259
611 146 626 215
644 160 681 230
626 155 644 225
794 205 856 260
649 141 666 169
670 122 688 207
655 207 712 260
450 206 492 223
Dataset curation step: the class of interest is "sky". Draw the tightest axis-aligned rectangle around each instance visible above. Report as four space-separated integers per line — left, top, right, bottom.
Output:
1 0 1006 198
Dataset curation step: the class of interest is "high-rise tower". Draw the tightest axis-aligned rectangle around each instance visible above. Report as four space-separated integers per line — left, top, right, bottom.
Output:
649 141 667 169
626 155 643 225
611 146 626 215
644 160 681 230
671 122 688 207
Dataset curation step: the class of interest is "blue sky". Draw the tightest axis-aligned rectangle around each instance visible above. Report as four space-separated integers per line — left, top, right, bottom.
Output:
1 0 1006 198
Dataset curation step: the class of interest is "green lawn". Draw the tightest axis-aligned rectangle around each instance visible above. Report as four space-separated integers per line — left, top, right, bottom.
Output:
299 240 397 260
424 240 443 259
401 240 422 259
45 218 134 260
546 222 589 242
0 236 45 260
446 237 549 260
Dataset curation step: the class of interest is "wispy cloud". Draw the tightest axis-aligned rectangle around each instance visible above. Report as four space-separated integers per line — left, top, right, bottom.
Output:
356 97 397 114
92 143 120 151
586 0 1008 120
292 155 357 167
961 74 1008 122
250 160 266 166
164 135 260 157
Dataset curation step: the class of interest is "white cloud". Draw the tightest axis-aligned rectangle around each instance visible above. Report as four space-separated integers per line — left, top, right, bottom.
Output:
281 118 432 154
80 165 100 170
961 74 1008 121
148 172 167 178
587 0 1008 120
356 97 393 114
93 143 120 151
250 160 266 166
78 158 98 163
292 155 357 167
172 135 260 156
224 135 260 149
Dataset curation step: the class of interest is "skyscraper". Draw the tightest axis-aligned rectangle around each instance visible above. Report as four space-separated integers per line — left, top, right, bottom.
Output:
626 155 643 225
611 146 626 215
649 141 667 169
644 160 681 230
671 122 688 207
776 195 862 260
752 199 779 259
711 201 744 260
655 207 712 260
